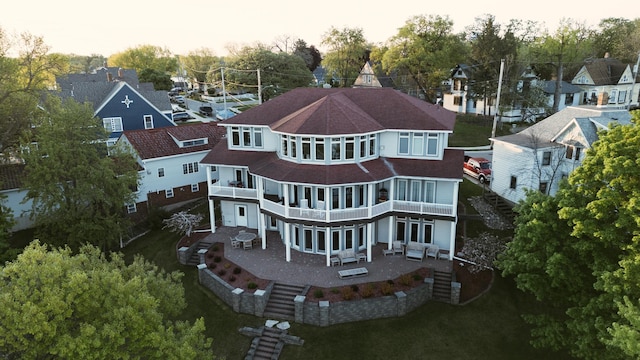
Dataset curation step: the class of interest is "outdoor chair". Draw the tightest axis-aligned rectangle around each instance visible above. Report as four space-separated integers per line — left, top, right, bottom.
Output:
230 236 241 249
243 240 253 250
425 244 439 259
392 241 405 255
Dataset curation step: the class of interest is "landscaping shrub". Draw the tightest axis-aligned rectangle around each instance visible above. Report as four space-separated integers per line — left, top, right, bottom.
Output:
412 273 423 281
228 276 236 282
330 288 339 294
341 286 354 300
399 274 412 286
233 267 241 274
350 284 359 292
247 282 257 289
213 256 221 263
361 284 375 298
381 282 394 296
313 289 324 298
211 245 219 252
218 269 226 276
223 263 231 269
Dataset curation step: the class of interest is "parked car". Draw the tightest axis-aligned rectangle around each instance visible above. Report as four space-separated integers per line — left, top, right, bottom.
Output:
199 106 214 117
172 112 194 122
172 95 186 105
463 155 492 183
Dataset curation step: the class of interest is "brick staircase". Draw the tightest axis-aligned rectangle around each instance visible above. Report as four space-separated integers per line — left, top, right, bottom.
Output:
186 238 216 266
263 283 307 320
432 270 453 303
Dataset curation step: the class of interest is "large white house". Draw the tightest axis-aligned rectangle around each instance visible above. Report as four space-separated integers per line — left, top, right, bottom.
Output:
489 106 632 204
117 123 226 219
571 54 640 108
199 87 463 266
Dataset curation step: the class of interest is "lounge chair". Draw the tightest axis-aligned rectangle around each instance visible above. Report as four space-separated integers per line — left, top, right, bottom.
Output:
392 241 405 255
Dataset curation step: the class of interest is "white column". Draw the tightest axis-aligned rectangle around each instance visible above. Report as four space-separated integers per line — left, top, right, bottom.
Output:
388 216 394 247
325 227 331 266
448 221 456 260
366 222 373 262
206 167 216 233
284 223 291 262
259 210 267 249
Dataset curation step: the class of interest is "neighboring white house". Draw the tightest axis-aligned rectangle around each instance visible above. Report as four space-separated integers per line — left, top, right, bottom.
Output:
442 64 496 116
571 54 640 109
0 164 33 231
199 87 464 266
116 122 226 219
489 106 632 204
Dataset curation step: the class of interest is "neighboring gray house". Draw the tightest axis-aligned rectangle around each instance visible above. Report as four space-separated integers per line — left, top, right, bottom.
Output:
489 106 632 204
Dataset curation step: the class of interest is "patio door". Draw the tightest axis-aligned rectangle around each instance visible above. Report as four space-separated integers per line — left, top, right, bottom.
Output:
235 205 248 227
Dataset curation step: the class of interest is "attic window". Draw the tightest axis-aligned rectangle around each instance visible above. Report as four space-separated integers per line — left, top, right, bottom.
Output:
182 139 207 147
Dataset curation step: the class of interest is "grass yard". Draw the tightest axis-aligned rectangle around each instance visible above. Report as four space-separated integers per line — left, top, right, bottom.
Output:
449 114 515 147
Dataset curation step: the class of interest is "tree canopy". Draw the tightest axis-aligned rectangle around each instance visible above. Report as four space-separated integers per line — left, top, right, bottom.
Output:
216 46 313 101
0 241 212 359
107 45 177 89
0 28 67 156
21 97 139 250
379 14 469 102
321 27 370 87
498 111 640 359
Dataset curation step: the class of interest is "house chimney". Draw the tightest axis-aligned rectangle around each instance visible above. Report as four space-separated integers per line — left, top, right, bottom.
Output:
106 72 112 82
118 68 124 78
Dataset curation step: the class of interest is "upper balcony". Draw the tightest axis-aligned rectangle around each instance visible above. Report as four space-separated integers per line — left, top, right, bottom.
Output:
209 181 455 221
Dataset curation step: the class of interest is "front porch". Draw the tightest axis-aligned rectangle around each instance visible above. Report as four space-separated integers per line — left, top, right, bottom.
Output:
199 226 452 288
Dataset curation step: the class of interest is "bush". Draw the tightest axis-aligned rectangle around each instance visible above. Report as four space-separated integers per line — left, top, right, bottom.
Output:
233 267 241 274
350 284 359 292
228 276 236 282
399 274 412 286
247 282 257 289
412 273 423 281
223 263 231 269
218 269 226 276
147 206 170 230
211 245 219 252
213 256 222 263
313 289 324 298
330 288 339 294
361 284 375 298
381 282 394 296
341 286 354 300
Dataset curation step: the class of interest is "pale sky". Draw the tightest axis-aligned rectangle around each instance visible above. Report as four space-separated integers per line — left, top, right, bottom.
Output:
2 0 637 57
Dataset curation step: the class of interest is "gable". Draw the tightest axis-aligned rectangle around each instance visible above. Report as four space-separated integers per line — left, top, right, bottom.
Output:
95 83 175 136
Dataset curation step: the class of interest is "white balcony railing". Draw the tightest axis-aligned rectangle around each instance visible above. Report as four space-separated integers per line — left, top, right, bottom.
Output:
258 198 453 222
209 183 258 200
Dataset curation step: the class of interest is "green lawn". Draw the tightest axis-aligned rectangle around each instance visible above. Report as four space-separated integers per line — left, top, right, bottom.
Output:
449 114 515 147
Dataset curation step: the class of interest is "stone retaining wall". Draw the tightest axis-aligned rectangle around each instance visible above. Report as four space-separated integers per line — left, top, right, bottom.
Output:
198 264 451 326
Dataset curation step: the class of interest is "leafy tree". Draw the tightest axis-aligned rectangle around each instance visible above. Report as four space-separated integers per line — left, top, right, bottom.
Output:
380 14 469 102
21 97 139 251
321 27 370 87
0 28 67 156
529 19 594 113
0 192 15 263
292 39 322 72
0 240 212 359
498 112 640 359
466 14 519 116
592 18 640 63
180 48 220 91
216 46 313 101
107 45 178 88
139 68 173 90
66 53 107 74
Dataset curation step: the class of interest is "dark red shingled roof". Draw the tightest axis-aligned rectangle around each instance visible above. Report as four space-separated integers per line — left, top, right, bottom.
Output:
201 142 463 185
0 163 25 191
220 87 455 135
121 123 227 160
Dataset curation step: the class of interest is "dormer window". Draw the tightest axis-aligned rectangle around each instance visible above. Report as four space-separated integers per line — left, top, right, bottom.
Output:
182 139 206 147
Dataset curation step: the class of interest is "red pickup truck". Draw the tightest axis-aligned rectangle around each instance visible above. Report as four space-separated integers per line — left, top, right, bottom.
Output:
463 155 492 184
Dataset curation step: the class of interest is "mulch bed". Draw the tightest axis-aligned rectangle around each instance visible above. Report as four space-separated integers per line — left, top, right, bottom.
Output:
202 243 270 291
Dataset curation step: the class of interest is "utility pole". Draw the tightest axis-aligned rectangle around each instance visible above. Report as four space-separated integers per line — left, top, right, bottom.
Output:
627 51 640 110
257 68 262 104
220 66 227 119
491 59 505 139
